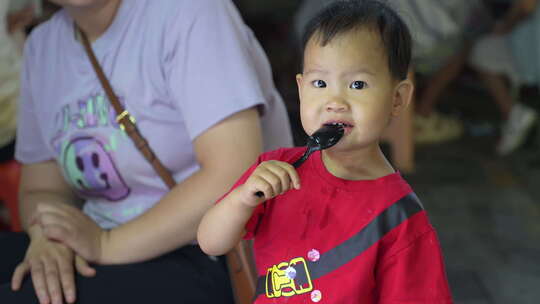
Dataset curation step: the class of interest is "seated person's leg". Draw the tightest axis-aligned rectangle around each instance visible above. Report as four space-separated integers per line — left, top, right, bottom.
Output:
413 46 470 144
471 34 538 155
0 232 28 285
0 244 234 304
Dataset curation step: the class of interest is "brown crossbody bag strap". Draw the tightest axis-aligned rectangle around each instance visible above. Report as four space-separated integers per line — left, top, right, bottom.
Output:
78 29 256 304
79 29 176 189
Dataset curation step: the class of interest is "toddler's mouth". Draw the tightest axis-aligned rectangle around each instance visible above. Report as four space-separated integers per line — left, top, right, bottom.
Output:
323 121 354 133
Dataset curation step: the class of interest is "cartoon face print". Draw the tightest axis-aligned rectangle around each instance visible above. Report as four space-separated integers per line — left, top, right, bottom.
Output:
62 136 130 201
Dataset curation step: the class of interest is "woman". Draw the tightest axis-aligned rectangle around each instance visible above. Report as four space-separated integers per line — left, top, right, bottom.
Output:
0 0 292 303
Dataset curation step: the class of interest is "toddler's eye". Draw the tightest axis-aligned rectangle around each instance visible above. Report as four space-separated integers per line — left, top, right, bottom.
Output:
350 81 367 90
311 80 327 88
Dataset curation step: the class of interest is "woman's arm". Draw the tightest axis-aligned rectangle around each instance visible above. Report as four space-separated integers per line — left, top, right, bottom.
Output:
19 160 82 230
14 161 94 304
98 108 263 264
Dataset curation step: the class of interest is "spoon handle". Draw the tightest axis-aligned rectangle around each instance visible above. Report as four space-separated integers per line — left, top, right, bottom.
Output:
292 150 311 168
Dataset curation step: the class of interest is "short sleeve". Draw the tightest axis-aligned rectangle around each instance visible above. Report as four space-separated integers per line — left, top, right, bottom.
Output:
376 229 454 303
15 39 54 163
165 0 268 140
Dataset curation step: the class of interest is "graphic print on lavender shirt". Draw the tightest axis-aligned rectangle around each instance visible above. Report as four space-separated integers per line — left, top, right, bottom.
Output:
62 136 130 201
51 93 131 202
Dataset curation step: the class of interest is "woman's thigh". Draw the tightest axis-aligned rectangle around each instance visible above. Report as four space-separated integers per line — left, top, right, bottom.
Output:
0 232 29 285
0 243 234 304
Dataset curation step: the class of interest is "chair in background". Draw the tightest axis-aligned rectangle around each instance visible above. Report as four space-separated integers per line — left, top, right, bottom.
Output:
0 159 22 231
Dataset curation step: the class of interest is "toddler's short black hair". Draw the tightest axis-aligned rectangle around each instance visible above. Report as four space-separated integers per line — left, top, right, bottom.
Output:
301 0 411 80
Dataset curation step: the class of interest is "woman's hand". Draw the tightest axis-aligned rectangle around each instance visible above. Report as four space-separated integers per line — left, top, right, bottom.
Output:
11 225 96 304
32 202 109 264
239 160 300 207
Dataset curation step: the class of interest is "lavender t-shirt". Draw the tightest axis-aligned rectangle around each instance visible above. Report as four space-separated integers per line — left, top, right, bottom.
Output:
15 0 293 228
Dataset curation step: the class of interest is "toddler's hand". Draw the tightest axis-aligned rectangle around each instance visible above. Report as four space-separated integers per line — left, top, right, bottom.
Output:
239 160 300 207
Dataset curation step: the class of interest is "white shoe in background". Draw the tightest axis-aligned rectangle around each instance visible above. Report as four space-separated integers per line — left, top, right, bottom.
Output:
497 103 538 156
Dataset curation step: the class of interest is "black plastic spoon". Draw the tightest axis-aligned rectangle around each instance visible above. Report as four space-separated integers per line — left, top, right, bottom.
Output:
255 124 344 197
292 124 345 168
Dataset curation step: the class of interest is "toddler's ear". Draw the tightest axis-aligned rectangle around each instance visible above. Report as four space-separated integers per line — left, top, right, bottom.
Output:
296 73 304 100
391 77 414 117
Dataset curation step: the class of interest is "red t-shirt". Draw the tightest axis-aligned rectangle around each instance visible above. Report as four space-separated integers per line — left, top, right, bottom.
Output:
225 148 453 303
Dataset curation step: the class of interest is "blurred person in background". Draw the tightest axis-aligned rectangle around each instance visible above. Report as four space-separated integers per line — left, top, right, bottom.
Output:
470 0 540 155
0 0 293 303
386 0 493 144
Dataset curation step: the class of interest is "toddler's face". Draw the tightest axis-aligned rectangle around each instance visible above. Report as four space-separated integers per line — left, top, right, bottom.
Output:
297 28 407 153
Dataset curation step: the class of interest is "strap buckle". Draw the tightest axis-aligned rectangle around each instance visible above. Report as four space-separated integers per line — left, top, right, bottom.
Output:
265 257 313 298
116 110 136 131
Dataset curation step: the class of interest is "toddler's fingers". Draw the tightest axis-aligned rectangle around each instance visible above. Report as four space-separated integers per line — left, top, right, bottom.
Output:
266 165 292 194
254 168 282 196
253 177 276 199
276 162 300 190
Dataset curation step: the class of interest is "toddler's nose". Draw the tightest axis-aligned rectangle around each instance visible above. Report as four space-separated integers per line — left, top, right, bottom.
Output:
325 99 349 113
